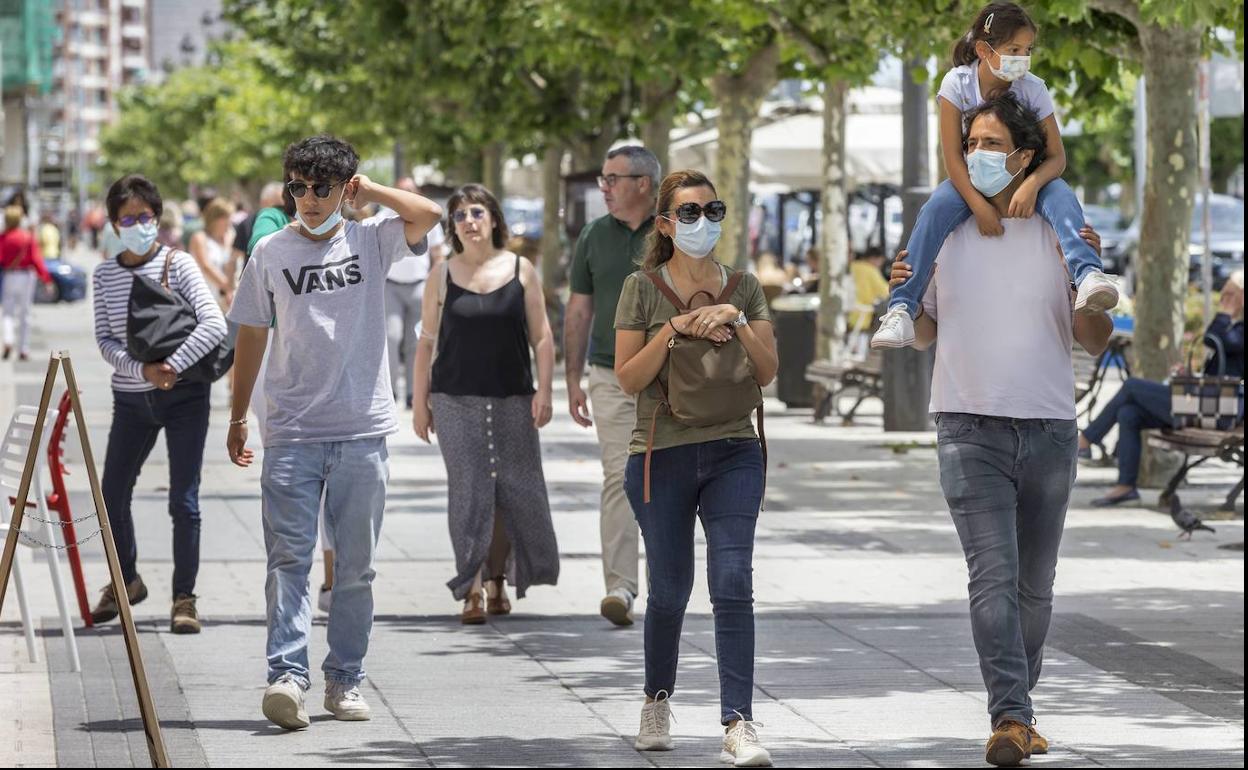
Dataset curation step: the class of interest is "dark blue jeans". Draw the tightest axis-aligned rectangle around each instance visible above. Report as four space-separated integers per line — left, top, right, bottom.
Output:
1082 378 1171 487
101 382 211 597
936 413 1078 728
624 438 764 725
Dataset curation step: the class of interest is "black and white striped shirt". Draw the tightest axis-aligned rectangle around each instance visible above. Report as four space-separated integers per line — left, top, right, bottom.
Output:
92 247 227 392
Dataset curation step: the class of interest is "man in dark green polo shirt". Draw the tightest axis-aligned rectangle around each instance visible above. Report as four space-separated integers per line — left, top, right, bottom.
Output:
565 145 659 627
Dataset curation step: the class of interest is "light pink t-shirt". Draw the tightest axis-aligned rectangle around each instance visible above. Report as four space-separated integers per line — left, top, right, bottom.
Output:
922 216 1076 420
938 65 1057 126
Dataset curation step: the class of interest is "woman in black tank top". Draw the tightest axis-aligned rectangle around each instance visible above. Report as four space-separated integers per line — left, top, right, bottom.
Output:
410 184 559 624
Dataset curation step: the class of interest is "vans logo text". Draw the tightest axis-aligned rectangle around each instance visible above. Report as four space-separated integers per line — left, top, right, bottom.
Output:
282 255 363 295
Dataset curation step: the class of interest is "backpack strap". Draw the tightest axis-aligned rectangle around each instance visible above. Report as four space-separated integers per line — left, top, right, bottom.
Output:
159 246 179 290
645 270 688 311
717 270 744 305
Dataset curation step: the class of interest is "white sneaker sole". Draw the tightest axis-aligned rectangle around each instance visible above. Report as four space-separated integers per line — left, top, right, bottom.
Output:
635 736 674 751
869 333 915 350
323 697 372 721
721 748 773 766
601 596 634 626
262 689 309 730
1074 285 1119 314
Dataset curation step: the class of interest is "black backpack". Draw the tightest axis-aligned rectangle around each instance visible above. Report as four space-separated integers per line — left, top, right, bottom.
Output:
126 248 235 383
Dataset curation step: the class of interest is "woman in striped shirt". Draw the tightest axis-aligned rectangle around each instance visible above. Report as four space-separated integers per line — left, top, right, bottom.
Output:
90 174 227 634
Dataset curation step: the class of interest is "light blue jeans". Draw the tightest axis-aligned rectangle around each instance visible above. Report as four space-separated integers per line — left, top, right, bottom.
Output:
262 436 389 688
935 413 1078 728
891 178 1104 318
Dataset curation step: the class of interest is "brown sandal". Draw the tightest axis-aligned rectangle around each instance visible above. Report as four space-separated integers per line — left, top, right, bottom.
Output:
461 591 486 625
486 578 511 616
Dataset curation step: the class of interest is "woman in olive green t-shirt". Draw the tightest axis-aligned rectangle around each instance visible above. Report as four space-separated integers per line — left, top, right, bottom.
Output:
612 170 778 766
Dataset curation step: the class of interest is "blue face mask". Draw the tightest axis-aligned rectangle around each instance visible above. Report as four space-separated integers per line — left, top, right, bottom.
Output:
966 148 1022 198
668 215 722 259
118 221 158 256
296 186 346 236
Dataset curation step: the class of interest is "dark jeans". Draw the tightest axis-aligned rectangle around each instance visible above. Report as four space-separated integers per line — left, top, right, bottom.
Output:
1082 378 1171 487
101 382 211 597
624 438 764 725
936 413 1078 728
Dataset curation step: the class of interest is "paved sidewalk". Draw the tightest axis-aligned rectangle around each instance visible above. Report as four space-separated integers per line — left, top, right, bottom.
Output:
1 295 1243 767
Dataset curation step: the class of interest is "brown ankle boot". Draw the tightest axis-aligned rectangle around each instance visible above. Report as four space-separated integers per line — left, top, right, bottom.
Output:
985 720 1030 767
1028 725 1049 755
461 591 485 625
171 594 201 634
90 575 148 624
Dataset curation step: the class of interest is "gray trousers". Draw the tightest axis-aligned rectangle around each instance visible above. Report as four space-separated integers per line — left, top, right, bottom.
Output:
385 279 424 402
936 412 1078 728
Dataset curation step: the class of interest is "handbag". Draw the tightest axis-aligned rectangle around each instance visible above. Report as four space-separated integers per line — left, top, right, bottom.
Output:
1169 334 1244 430
126 247 235 383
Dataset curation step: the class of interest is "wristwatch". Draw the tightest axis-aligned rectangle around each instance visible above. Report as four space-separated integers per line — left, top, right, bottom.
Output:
732 311 748 328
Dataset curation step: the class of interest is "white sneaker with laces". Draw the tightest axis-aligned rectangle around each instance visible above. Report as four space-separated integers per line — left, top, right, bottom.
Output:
262 673 310 730
600 587 635 626
317 584 332 614
1074 270 1120 314
722 716 771 767
634 693 674 751
870 305 916 349
324 681 372 721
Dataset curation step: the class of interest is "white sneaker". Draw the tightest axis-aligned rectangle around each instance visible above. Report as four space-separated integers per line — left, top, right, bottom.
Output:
634 694 674 751
1074 270 1120 314
324 681 372 721
870 305 915 349
600 587 635 627
722 717 772 767
262 673 310 730
317 584 332 614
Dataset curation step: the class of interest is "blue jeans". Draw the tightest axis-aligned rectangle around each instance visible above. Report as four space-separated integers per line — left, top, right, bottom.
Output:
1082 378 1172 487
891 178 1104 317
262 436 389 688
936 413 1078 728
623 438 764 725
101 383 211 597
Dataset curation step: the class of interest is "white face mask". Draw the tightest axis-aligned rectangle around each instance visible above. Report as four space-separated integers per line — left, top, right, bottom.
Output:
666 215 721 259
118 221 158 255
988 45 1031 82
966 147 1023 198
295 186 346 237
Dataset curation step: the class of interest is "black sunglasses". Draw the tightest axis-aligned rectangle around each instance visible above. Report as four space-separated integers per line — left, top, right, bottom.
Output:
451 206 489 223
665 200 727 225
117 212 157 227
286 180 342 199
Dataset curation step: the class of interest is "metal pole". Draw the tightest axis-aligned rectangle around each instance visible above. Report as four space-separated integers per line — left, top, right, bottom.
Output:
1198 60 1213 326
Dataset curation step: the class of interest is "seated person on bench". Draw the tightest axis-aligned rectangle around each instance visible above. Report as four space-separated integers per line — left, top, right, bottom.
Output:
1080 270 1244 506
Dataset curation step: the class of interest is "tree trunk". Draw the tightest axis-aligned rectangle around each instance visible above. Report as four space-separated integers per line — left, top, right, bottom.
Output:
640 81 678 173
710 43 779 270
1134 26 1202 380
816 78 850 367
539 143 565 289
482 141 506 198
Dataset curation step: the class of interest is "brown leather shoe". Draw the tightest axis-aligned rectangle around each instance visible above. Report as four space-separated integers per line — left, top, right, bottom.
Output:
1028 725 1049 755
171 594 201 634
461 591 486 625
985 720 1030 767
90 575 148 624
485 578 511 616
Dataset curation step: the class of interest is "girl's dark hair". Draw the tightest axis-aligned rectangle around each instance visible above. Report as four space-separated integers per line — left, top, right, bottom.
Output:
962 92 1048 175
281 135 359 213
641 169 717 271
446 184 508 253
952 2 1036 67
106 174 163 223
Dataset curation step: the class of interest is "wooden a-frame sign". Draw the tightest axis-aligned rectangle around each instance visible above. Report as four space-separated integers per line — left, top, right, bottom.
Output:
0 352 170 768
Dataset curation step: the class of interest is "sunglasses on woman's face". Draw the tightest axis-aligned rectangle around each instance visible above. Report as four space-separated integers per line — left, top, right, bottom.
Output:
286 180 341 199
452 206 489 224
666 200 727 225
117 212 157 227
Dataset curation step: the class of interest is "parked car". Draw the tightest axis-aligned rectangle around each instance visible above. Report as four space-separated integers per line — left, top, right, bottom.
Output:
1081 204 1132 274
1187 194 1244 290
34 258 89 304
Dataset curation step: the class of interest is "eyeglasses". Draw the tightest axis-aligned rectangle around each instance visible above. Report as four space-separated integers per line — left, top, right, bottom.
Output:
286 180 342 199
664 200 727 225
597 174 646 189
451 206 489 224
117 212 157 227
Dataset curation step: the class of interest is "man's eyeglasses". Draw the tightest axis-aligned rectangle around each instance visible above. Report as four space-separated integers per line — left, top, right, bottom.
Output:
286 180 342 199
117 212 157 227
664 200 727 225
597 174 646 189
451 206 489 224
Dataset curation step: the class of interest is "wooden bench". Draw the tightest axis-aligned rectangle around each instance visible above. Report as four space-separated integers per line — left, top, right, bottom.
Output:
1145 426 1245 514
806 351 884 425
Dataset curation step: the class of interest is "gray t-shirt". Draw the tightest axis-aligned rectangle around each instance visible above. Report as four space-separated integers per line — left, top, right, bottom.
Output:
229 217 415 446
